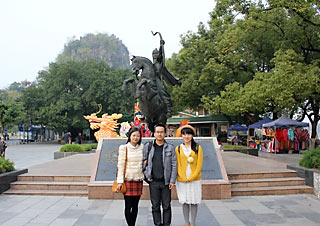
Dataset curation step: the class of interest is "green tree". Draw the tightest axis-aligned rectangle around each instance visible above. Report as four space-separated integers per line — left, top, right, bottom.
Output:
203 49 320 125
7 80 31 92
20 84 45 127
169 0 320 137
201 0 320 137
168 0 279 112
0 95 26 134
8 82 22 91
21 60 134 135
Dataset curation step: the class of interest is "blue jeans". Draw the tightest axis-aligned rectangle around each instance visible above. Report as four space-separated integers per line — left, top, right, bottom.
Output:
149 181 172 226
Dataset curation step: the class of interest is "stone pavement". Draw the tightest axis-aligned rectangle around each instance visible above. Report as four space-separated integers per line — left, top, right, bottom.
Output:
221 152 292 174
2 143 320 225
5 143 61 169
258 152 303 167
0 194 320 226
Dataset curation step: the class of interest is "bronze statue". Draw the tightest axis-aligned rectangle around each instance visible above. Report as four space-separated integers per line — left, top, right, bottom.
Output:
122 32 181 133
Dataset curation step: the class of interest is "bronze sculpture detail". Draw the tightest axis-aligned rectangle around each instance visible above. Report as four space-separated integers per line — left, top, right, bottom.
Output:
122 32 181 133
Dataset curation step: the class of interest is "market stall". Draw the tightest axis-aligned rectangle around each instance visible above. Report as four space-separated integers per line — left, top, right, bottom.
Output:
247 117 273 149
227 123 248 145
262 115 309 153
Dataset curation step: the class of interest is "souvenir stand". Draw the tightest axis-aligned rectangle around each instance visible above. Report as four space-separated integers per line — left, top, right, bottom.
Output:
247 117 273 150
227 123 248 145
262 115 309 153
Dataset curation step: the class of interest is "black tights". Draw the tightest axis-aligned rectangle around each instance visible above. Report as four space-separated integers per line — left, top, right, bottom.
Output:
124 195 141 226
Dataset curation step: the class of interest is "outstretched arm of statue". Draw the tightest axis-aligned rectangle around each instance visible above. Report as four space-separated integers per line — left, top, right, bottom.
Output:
152 31 165 63
159 40 165 61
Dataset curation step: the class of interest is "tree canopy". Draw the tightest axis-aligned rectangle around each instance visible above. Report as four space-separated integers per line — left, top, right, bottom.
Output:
21 60 135 135
0 94 26 133
168 0 320 138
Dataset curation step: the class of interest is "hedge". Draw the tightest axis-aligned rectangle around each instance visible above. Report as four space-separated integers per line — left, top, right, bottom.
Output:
60 144 92 152
299 148 320 169
0 157 15 173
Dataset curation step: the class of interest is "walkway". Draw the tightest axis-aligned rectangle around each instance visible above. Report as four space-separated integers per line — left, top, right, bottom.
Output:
258 152 303 167
0 194 320 226
2 144 320 225
222 151 293 174
23 153 94 177
5 143 61 169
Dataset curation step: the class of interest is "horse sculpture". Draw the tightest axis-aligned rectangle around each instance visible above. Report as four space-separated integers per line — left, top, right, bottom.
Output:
122 56 167 133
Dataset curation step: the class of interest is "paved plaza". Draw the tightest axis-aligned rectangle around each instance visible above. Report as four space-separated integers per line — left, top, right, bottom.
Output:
5 142 61 169
0 194 320 226
1 143 320 225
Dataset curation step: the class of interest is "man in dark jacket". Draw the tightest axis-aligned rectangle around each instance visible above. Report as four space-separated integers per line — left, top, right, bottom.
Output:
143 124 177 226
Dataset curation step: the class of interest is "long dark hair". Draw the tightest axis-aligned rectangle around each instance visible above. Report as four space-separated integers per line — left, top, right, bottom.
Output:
181 128 198 153
126 127 142 145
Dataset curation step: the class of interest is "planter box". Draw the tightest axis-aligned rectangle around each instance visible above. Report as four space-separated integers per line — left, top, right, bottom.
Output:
287 165 316 187
0 169 28 194
54 149 96 160
287 164 319 196
223 148 258 156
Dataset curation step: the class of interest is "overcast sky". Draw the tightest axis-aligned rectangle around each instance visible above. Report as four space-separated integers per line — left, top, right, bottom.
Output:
0 0 216 88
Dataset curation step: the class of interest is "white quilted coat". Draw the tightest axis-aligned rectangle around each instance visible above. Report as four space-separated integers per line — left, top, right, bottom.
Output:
117 143 144 183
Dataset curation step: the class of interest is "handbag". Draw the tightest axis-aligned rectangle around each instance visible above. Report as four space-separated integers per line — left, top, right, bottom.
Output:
112 147 128 193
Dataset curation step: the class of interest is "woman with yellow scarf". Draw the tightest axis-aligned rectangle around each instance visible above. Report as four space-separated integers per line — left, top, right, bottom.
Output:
175 125 203 226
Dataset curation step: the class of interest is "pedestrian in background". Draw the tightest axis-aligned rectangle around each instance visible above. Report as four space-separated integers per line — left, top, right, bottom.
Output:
0 137 7 158
77 132 82 144
63 132 71 144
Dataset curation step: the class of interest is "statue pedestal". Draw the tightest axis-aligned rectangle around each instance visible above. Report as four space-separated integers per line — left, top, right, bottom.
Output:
88 137 231 199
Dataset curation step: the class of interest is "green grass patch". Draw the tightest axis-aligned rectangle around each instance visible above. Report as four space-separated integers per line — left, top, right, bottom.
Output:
299 148 320 169
60 144 93 152
0 157 15 173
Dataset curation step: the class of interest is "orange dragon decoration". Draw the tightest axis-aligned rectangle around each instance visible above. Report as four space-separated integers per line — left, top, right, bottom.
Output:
84 104 122 141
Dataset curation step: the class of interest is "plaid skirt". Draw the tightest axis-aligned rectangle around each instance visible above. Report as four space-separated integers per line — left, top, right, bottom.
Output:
124 180 143 196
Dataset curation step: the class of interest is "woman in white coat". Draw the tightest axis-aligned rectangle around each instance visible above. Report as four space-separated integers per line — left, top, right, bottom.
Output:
117 127 144 226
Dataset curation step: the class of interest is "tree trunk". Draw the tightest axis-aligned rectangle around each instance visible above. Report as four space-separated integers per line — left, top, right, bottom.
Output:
310 100 319 139
306 99 319 148
311 121 317 139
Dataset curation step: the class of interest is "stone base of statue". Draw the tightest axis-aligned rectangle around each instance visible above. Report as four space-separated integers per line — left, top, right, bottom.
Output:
88 137 231 199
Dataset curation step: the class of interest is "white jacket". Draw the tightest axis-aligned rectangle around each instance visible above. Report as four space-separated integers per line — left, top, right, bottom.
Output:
117 143 144 183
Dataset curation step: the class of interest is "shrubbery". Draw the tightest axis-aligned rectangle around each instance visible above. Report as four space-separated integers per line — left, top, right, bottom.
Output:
299 148 320 169
222 144 247 150
0 157 15 173
90 143 98 149
59 143 98 152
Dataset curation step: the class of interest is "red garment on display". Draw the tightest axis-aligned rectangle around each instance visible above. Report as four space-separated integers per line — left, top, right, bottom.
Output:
294 130 299 141
282 129 288 142
301 129 309 141
275 129 283 142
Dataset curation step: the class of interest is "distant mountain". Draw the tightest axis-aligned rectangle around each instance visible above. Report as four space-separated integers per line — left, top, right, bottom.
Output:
56 33 130 69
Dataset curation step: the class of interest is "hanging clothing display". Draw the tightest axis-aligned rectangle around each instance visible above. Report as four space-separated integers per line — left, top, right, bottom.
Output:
264 127 309 153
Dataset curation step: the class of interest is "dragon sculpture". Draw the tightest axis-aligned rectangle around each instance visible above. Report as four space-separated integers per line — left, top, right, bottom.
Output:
84 104 122 141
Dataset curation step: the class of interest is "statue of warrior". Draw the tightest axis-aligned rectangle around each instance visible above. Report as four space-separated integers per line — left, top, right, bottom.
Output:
122 32 181 133
151 31 181 118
